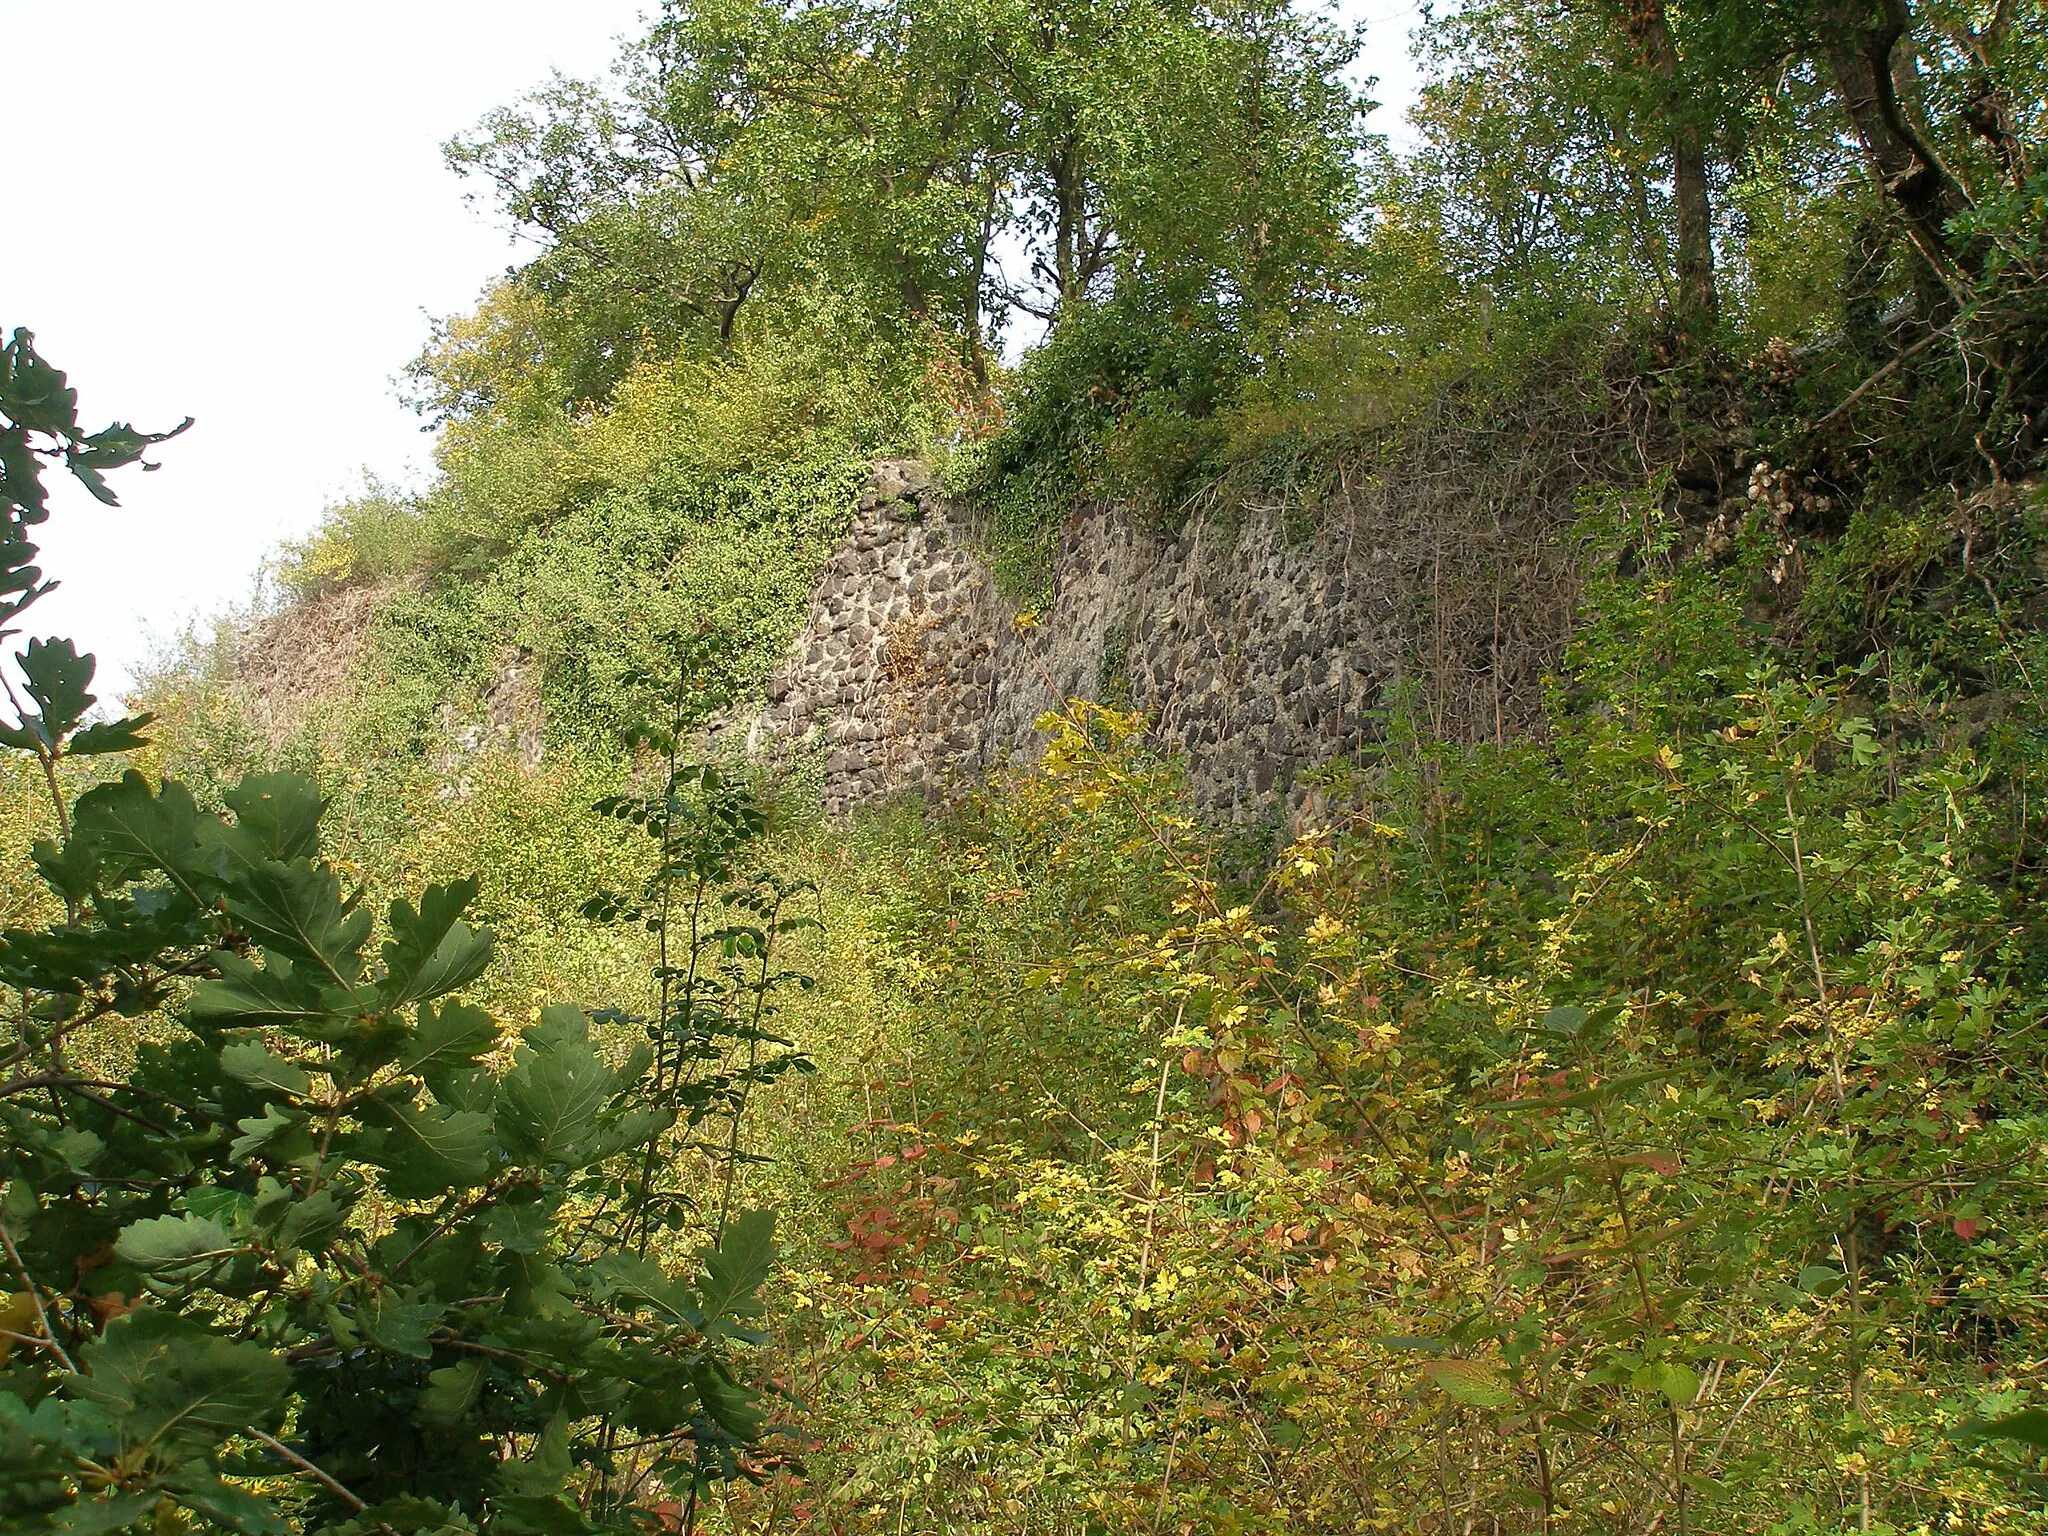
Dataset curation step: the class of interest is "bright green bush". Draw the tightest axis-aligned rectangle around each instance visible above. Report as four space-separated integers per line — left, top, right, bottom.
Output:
272 480 429 601
415 299 955 577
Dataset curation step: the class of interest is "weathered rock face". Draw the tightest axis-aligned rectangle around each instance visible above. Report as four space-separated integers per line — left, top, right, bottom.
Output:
744 460 1013 811
748 459 1569 817
436 648 546 792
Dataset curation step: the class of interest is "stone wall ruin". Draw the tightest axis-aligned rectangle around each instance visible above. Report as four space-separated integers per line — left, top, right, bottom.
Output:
746 459 1576 817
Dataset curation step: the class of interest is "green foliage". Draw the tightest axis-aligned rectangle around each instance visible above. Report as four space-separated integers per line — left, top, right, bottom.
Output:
59 0 2048 1530
947 296 1248 595
270 291 939 782
0 347 802 1535
339 454 862 769
0 330 182 773
1404 0 1677 317
272 479 428 602
395 0 1375 587
0 328 190 527
414 299 948 566
440 0 1367 401
742 478 2048 1533
577 633 819 1252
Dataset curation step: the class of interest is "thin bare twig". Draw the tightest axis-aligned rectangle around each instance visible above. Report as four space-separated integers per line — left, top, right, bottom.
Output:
247 1426 400 1534
0 1215 73 1373
1813 326 1950 430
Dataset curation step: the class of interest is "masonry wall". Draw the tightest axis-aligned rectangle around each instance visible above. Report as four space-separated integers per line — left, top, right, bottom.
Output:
745 459 1572 817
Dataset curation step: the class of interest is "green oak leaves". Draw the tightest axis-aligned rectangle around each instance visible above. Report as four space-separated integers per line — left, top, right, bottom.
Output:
0 755 786 1533
0 340 788 1535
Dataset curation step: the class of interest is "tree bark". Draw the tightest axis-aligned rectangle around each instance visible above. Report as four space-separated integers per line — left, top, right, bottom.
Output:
1054 137 1085 307
966 171 1000 391
1625 0 1719 336
1814 0 1973 295
1670 120 1718 334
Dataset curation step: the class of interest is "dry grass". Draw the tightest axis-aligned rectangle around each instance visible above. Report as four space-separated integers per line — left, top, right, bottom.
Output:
221 580 402 750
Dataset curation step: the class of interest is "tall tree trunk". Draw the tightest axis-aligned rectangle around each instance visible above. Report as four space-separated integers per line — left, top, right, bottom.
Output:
1054 138 1085 307
1670 122 1718 335
966 171 1000 393
1815 0 1973 302
1625 0 1719 337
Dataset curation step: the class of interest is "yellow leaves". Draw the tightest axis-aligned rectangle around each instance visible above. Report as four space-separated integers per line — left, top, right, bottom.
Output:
1421 1357 1513 1407
1304 911 1349 946
0 1290 42 1364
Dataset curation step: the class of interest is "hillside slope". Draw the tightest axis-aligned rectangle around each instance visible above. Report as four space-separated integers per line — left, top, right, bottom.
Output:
9 0 2048 1529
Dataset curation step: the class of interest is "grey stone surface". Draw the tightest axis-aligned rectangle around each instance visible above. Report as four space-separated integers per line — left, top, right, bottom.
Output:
744 459 1556 818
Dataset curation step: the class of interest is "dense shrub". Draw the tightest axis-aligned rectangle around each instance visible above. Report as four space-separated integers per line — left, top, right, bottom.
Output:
744 480 2048 1534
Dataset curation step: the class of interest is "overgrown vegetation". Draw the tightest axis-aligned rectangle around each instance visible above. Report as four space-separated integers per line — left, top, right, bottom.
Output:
755 481 2048 1533
8 0 2048 1528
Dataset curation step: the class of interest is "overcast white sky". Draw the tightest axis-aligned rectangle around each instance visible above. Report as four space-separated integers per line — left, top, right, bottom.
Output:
3 0 1420 702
